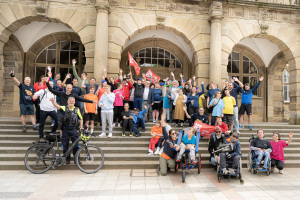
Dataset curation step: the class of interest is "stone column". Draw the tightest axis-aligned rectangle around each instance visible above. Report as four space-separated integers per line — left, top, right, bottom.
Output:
209 1 223 87
94 1 109 81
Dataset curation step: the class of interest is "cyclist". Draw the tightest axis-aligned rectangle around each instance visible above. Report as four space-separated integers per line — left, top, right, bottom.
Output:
49 97 83 164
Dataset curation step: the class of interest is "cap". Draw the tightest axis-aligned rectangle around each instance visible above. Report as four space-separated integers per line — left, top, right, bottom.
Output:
168 79 172 81
138 78 142 81
182 79 185 82
160 82 164 86
101 80 106 84
215 126 221 131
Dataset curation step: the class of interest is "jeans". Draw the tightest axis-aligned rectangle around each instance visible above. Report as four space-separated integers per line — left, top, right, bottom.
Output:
169 100 174 123
220 153 240 170
35 103 40 124
188 106 199 115
163 108 170 121
256 150 270 169
134 97 143 111
233 106 239 132
61 128 79 162
39 110 58 139
211 156 217 165
133 118 145 136
143 101 150 122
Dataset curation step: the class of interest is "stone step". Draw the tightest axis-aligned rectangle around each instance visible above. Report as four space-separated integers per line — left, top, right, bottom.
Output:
1 146 300 154
2 153 300 162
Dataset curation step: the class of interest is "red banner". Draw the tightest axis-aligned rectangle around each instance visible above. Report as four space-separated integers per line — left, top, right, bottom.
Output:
128 52 140 75
144 69 160 83
193 121 216 138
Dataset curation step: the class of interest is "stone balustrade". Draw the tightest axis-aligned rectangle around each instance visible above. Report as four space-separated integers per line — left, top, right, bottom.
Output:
247 0 299 5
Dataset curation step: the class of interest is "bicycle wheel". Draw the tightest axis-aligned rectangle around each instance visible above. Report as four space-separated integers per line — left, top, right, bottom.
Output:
75 144 104 174
24 143 55 174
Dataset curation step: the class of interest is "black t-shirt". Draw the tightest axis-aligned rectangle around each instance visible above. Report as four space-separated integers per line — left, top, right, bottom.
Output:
191 113 208 124
133 83 145 98
72 86 82 97
121 110 132 118
18 83 35 105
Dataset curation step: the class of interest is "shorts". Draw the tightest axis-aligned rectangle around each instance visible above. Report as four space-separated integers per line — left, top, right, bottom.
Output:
152 102 161 111
223 114 234 125
239 104 252 115
84 113 96 121
208 106 213 114
20 104 34 115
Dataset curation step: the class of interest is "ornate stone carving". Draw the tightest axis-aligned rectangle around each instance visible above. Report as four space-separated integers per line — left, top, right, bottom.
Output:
109 0 121 6
209 1 223 21
145 2 156 10
167 3 176 11
96 1 110 13
36 0 49 17
156 0 165 10
128 0 137 7
156 15 165 29
260 23 269 34
234 9 244 17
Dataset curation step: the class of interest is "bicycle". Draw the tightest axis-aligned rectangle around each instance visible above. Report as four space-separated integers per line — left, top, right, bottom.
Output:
24 128 105 174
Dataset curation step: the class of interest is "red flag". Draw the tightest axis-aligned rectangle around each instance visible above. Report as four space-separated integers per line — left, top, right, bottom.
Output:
128 52 140 75
193 121 216 138
144 69 160 84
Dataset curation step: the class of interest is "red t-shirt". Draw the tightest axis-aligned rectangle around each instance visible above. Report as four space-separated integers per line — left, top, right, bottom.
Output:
33 82 47 92
115 79 133 101
270 140 288 162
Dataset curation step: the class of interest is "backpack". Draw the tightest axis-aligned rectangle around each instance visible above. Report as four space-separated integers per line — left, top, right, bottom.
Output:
62 106 79 128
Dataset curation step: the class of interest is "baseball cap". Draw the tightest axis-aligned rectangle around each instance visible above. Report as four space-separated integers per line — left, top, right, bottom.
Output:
160 82 164 86
138 78 142 81
168 79 172 81
101 80 106 84
182 79 185 82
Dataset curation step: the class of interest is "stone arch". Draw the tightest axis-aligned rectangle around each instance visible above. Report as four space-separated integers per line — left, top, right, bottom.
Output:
107 12 210 82
0 3 96 72
221 21 300 124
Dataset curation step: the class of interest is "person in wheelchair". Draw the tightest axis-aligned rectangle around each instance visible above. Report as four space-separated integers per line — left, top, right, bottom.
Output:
176 127 197 165
50 97 83 164
250 129 273 170
159 114 180 176
208 126 226 166
220 132 241 175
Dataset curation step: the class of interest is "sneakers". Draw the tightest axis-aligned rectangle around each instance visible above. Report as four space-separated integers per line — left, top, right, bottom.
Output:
271 167 274 173
153 120 156 123
99 132 106 137
33 125 37 131
135 134 141 137
180 123 184 128
154 148 160 155
222 168 228 175
228 169 236 175
129 133 133 137
239 124 242 129
142 129 145 132
176 157 182 163
51 123 54 127
158 148 164 155
279 170 283 174
22 126 27 132
249 125 252 130
113 123 116 127
66 160 70 164
148 149 153 156
90 133 96 137
108 133 112 138
122 133 125 137
175 124 178 127
191 159 197 165
118 123 121 127
96 122 101 127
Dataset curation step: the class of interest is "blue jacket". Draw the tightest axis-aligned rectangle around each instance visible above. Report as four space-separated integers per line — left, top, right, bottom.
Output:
133 109 147 123
98 93 115 112
240 81 261 105
223 139 242 157
153 88 162 102
186 84 205 107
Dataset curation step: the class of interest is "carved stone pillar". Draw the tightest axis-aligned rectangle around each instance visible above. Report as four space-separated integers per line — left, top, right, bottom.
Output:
209 1 223 87
94 1 109 81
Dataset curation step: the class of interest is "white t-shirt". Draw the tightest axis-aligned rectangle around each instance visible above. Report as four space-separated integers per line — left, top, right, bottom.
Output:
35 89 57 112
143 87 149 100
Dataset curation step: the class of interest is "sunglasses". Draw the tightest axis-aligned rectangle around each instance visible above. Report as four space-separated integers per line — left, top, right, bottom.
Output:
171 132 176 135
216 131 222 133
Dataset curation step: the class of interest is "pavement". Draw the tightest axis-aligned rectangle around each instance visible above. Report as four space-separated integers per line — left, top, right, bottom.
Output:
0 168 300 200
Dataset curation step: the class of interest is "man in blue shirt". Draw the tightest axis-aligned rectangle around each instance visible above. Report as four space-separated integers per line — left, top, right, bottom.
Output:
239 76 264 130
132 105 147 137
206 82 220 125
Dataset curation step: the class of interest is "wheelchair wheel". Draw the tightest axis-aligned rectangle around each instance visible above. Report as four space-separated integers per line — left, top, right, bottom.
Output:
240 179 245 184
175 164 178 172
182 170 186 183
247 152 252 172
197 154 201 174
216 165 221 182
252 168 258 174
267 170 270 176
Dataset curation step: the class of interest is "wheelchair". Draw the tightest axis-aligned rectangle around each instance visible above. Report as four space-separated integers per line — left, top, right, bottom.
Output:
247 135 271 176
214 143 244 184
175 128 201 183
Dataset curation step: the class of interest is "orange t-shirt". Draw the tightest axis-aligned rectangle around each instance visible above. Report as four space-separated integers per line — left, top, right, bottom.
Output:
151 126 163 139
98 88 106 101
161 153 171 160
84 94 98 113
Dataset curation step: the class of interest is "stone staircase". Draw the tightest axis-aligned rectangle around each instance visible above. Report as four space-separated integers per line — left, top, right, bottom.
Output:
0 118 300 170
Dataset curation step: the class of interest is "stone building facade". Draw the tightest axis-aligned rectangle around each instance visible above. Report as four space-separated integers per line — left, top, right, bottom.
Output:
0 0 300 124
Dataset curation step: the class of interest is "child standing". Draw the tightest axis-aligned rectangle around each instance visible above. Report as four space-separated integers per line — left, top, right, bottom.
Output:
83 86 98 136
176 127 197 165
113 83 125 127
148 121 163 156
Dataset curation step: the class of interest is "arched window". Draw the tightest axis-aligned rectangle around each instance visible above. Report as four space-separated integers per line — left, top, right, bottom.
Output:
283 69 290 102
35 41 85 82
227 52 259 95
127 47 182 68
